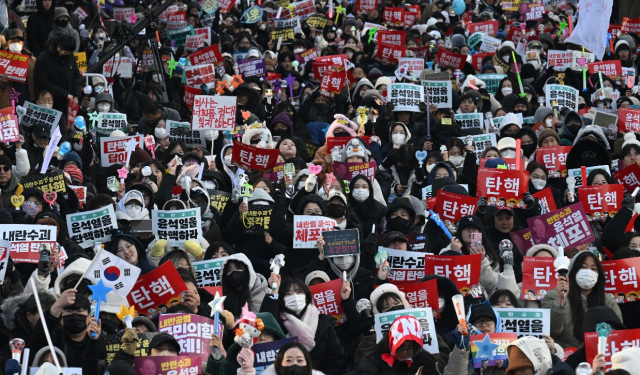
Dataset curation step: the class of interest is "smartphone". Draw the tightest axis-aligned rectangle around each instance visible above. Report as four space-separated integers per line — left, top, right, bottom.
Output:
471 232 482 247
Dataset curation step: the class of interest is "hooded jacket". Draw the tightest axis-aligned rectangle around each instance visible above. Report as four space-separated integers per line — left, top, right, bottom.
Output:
560 111 585 143
383 197 418 235
24 257 93 298
269 112 309 161
109 233 156 275
26 0 54 56
220 253 270 314
116 189 151 221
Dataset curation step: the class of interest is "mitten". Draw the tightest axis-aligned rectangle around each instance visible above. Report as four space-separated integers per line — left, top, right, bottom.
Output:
150 239 167 257
184 240 203 258
305 174 318 192
122 327 139 355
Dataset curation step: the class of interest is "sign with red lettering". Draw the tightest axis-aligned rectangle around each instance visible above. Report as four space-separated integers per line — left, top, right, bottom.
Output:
535 146 572 178
618 107 640 133
231 142 280 171
127 261 189 316
262 163 284 183
622 17 640 34
424 254 481 293
587 60 622 77
333 161 377 183
309 279 345 324
525 203 595 249
602 258 640 303
191 95 237 131
578 184 624 221
188 44 224 68
476 168 529 207
468 20 498 35
185 64 216 88
614 162 640 193
326 136 371 151
532 187 557 214
293 215 337 248
547 50 573 69
434 190 479 225
0 51 29 82
585 328 640 367
396 279 440 317
436 47 466 70
521 257 558 301
100 135 142 167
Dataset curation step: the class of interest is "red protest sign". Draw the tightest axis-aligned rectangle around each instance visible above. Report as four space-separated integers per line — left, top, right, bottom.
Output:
525 203 595 249
521 257 558 301
530 121 546 138
602 257 640 303
356 0 377 12
409 46 430 60
578 184 624 221
231 142 280 171
184 85 199 109
396 279 440 317
333 161 377 183
424 254 481 293
376 44 405 62
0 114 19 142
468 20 498 35
609 25 622 35
614 162 640 193
378 30 406 47
218 0 234 13
326 136 371 151
436 47 466 70
293 0 315 19
532 187 557 213
618 107 640 133
0 51 29 82
434 190 479 224
535 146 572 177
587 60 622 77
383 8 405 27
319 71 346 96
622 17 640 34
10 241 57 264
471 53 492 71
476 168 529 206
166 10 186 30
309 279 344 324
585 328 640 366
127 261 188 316
188 44 224 68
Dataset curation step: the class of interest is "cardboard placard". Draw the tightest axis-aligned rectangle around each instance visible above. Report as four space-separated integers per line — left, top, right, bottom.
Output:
166 25 194 45
188 44 224 68
106 331 157 363
387 83 423 112
167 119 206 148
593 110 619 130
468 20 499 35
20 101 62 128
455 112 484 129
525 203 595 249
614 162 640 193
66 206 118 249
422 80 452 109
210 190 231 213
578 184 624 221
618 107 640 133
509 227 536 255
602 257 640 303
100 135 143 167
103 57 133 78
0 51 29 82
185 64 217 88
374 307 439 353
10 241 56 264
378 247 426 285
0 114 19 142
535 146 572 177
332 161 377 183
253 338 298 375
459 133 497 160
192 95 237 131
294 48 318 65
476 168 529 207
521 257 558 300
21 171 66 193
587 60 622 77
424 254 482 293
309 279 345 324
262 163 285 183
436 47 466 70
532 187 558 214
152 208 202 247
396 279 440 317
496 307 550 339
68 185 86 208
475 74 506 96
192 256 230 287
293 215 337 248
127 261 189 316
133 355 201 375
434 190 479 224
159 313 218 360
322 229 359 257
545 84 579 112
567 165 611 187
585 328 640 367
231 142 280 171
244 205 272 235
238 59 266 78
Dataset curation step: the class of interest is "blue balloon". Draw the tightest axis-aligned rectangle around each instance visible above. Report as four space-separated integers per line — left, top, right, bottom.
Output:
75 116 86 130
452 0 466 15
59 142 71 156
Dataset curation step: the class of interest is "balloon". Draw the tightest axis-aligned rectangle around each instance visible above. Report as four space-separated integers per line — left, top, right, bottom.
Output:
59 142 71 156
75 116 86 130
452 0 465 15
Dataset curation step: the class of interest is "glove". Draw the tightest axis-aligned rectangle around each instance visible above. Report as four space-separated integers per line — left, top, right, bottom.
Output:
451 326 470 350
184 240 204 258
499 247 514 267
122 327 139 355
523 192 535 209
150 239 167 257
384 102 395 119
364 232 378 256
622 194 635 211
360 310 375 336
305 174 318 192
418 101 428 113
4 359 19 375
237 347 255 374
477 197 488 215
415 165 425 184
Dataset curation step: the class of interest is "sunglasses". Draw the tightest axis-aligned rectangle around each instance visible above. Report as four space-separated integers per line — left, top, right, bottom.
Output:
0 166 10 172
581 151 597 159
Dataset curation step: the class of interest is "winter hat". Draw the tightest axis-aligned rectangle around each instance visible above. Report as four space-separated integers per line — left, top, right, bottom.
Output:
498 113 523 133
375 76 392 90
469 304 497 324
132 316 158 332
481 64 496 73
327 114 358 137
382 231 408 247
0 208 13 224
383 316 423 365
611 347 640 375
495 29 506 40
622 132 640 150
537 129 561 147
484 157 509 169
110 129 126 137
615 40 630 53
104 360 135 375
61 151 82 169
341 137 371 161
248 188 274 204
271 111 292 130
506 337 553 375
64 164 83 185
130 147 151 167
525 244 559 258
54 7 69 20
305 271 330 285
370 283 411 313
35 363 60 375
0 154 11 168
149 332 181 354
497 137 517 151
367 68 383 82
451 34 466 49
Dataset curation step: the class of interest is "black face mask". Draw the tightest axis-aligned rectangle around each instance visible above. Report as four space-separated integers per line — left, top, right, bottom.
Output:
522 143 537 157
388 216 411 232
237 46 250 52
273 128 289 138
228 270 248 288
63 313 88 334
59 53 70 62
170 77 182 86
327 203 345 218
55 18 69 27
314 103 329 115
386 304 405 312
280 365 308 375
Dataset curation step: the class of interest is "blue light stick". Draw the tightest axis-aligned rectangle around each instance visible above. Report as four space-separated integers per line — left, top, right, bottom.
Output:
87 279 112 338
430 210 453 239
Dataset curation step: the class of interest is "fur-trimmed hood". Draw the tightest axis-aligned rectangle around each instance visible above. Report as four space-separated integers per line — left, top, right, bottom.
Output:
369 283 411 314
526 244 559 257
0 293 30 330
242 127 276 149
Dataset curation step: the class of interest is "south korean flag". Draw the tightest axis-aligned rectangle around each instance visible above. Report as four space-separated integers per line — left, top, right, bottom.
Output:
86 250 141 298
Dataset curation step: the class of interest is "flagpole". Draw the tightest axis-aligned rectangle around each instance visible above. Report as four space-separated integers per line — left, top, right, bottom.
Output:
74 244 104 290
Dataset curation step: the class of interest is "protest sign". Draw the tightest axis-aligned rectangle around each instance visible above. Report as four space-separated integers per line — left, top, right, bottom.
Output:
166 25 194 45
471 53 492 71
379 247 426 285
244 205 272 235
0 51 29 82
103 57 132 78
114 7 135 21
382 7 405 26
294 48 318 65
434 190 478 225
509 228 536 255
159 313 217 360
356 0 377 11
475 74 506 96
306 15 327 29
0 114 19 142
309 279 344 323
479 35 502 53
460 133 497 160
127 261 189 316
545 84 579 111
436 47 465 70
615 163 640 193
86 249 141 297
185 33 207 51
322 229 359 257
468 33 485 50
587 60 622 77
293 215 337 248
425 254 482 293
106 331 156 362
184 85 199 109
69 185 86 208
398 57 424 77
535 146 571 177
192 95 237 131
271 27 295 43
375 234 428 252
374 307 439 353
519 1 544 20
532 187 558 214
455 112 484 130
185 64 216 88
21 171 66 193
487 113 524 132
238 59 266 78
188 44 224 67
210 190 231 213
476 168 529 207
319 71 346 96
20 101 62 128
100 135 142 167
621 17 640 33
166 10 187 29
274 16 302 34
95 113 128 139
263 163 284 183
396 279 440 317
470 333 516 368
66 206 118 249
152 208 202 247
9 240 56 264
167 120 206 148
333 161 377 183
253 338 298 375
231 142 280 171
496 307 550 339
526 203 595 249
618 107 640 132
602 257 640 303
133 355 201 375
568 165 611 187
74 52 87 73
291 0 314 19
325 136 371 152
585 328 640 367
387 83 423 112
547 50 573 69
593 111 619 130
521 257 558 300
422 80 452 108
469 20 499 35
578 184 624 221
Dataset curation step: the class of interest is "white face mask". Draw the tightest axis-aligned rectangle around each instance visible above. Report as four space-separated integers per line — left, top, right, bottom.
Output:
284 294 307 314
259 24 266 30
294 48 304 54
531 178 546 190
95 85 105 94
576 269 598 290
450 155 464 167
40 103 53 109
224 154 233 166
155 127 166 139
9 43 22 53
597 102 605 108
152 74 162 83
426 164 435 173
438 297 445 312
501 87 513 96
125 204 142 218
501 150 516 158
502 55 510 63
333 255 355 270
545 118 553 128
529 60 540 70
392 133 406 145
97 103 110 113
352 188 370 202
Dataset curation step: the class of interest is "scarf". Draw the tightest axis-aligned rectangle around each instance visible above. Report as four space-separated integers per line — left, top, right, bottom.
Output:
381 354 412 368
281 304 319 351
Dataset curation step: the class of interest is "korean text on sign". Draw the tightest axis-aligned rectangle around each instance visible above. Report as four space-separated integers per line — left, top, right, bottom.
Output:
379 247 426 285
374 307 439 354
578 184 623 221
495 308 550 339
192 95 237 131
387 83 424 112
193 257 229 287
20 101 62 128
127 261 188 316
100 135 142 167
159 313 216 360
0 50 29 82
615 162 640 193
293 215 337 248
152 208 202 247
602 257 640 303
66 206 118 249
309 279 345 324
521 257 558 301
425 253 481 293
585 328 640 367
525 203 595 249
231 142 280 171
396 279 440 317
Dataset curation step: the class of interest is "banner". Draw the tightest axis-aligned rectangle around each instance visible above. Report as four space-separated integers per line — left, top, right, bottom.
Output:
106 331 157 363
309 279 344 324
20 101 62 128
532 187 557 214
244 205 272 235
525 203 595 249
188 45 224 68
293 215 337 248
535 146 571 177
333 161 377 183
434 190 478 225
578 184 624 221
476 168 529 207
192 257 229 287
585 328 640 367
66 206 118 249
374 307 439 353
0 114 19 142
378 247 426 285
159 314 217 360
387 83 423 112
455 113 484 130
192 95 237 131
424 254 482 293
422 80 452 108
618 107 640 133
133 355 201 375
0 51 29 82
602 257 640 303
470 333 517 368
587 60 622 77
21 171 66 193
521 257 558 300
253 338 298 375
545 84 579 112
127 261 189 316
100 135 142 167
322 229 359 257
231 142 280 171
496 307 550 339
396 279 440 317
167 120 206 148
614 162 640 193
152 208 202 247
86 250 141 297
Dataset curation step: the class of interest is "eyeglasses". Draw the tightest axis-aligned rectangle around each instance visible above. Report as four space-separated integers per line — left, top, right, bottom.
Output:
461 99 475 105
396 345 416 354
0 166 10 172
582 151 597 159
472 319 495 327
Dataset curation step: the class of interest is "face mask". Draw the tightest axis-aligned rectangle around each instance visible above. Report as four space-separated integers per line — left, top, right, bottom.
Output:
40 103 53 109
259 24 266 30
597 102 604 108
205 130 216 141
314 103 329 114
389 216 410 232
294 48 304 53
438 297 445 312
59 53 70 62
155 127 166 139
125 204 142 218
63 313 87 334
9 43 21 53
529 60 540 70
501 87 512 96
97 103 110 113
274 128 289 138
237 46 250 52
386 305 405 312
392 133 406 145
352 188 370 202
576 269 598 290
252 201 270 205
73 143 82 152
284 294 307 314
327 203 345 218
450 156 464 167
531 178 546 190
152 74 162 83
333 255 355 270
545 118 553 128
224 155 233 166
501 150 516 158
55 18 69 27
522 143 536 157
502 55 510 63
281 365 308 375
426 164 435 173
228 270 248 288
94 85 105 94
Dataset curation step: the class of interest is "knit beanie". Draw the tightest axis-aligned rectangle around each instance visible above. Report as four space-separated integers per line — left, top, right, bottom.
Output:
0 154 12 168
64 164 83 185
130 147 151 167
537 128 561 147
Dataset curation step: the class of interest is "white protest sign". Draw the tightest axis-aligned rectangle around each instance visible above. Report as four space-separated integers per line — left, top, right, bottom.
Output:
422 80 452 109
293 215 337 249
458 133 497 160
103 57 133 78
545 84 579 112
100 135 143 167
20 101 62 128
455 112 484 130
479 35 502 53
0 240 9 284
568 165 611 187
192 256 230 287
495 307 550 339
378 247 426 284
152 208 202 246
274 16 302 34
398 57 424 78
168 120 206 148
374 307 439 354
192 95 238 131
476 74 506 96
66 206 118 249
387 83 424 112
570 50 596 72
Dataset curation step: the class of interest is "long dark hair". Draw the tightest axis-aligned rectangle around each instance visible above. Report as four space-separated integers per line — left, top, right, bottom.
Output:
454 226 499 269
274 342 313 375
568 251 606 341
489 289 520 308
278 277 313 317
221 260 251 317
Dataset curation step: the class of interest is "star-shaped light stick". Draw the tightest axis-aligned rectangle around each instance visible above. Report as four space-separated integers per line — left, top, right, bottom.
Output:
88 111 100 127
216 80 229 95
168 59 178 77
284 74 295 98
116 305 136 328
335 5 344 22
88 279 112 338
117 166 129 184
130 13 137 23
231 74 244 88
7 88 19 115
208 292 227 336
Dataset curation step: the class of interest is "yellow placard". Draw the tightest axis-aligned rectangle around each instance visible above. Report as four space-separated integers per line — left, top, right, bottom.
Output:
74 52 87 73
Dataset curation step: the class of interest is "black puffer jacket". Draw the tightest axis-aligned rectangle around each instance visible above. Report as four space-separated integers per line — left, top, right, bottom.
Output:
34 44 82 113
356 349 438 375
26 0 54 56
348 175 386 238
